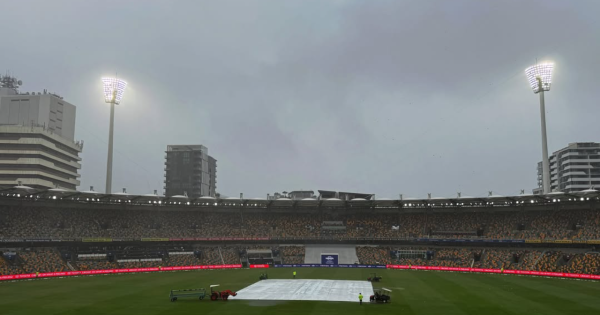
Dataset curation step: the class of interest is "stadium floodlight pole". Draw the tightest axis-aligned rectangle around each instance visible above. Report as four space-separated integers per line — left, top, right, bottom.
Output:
101 77 128 194
525 62 554 194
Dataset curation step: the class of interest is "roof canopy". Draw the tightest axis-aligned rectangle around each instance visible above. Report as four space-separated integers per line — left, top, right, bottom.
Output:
0 185 596 210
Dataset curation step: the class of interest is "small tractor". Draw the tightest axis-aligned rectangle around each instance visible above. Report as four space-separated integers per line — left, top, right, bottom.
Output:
210 284 237 301
259 273 269 280
370 288 392 303
367 273 382 282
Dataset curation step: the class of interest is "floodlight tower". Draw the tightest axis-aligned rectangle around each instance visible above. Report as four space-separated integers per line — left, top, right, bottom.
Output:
101 77 128 194
525 62 554 194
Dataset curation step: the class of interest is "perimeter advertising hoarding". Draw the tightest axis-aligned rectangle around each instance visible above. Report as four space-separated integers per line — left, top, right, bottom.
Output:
385 265 600 280
0 264 242 281
249 264 270 268
274 264 386 268
2 264 599 282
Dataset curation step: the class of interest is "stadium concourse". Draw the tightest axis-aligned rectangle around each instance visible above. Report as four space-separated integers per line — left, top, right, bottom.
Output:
0 187 599 278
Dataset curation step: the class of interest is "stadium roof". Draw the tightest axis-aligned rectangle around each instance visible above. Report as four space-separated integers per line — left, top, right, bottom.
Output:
0 185 597 210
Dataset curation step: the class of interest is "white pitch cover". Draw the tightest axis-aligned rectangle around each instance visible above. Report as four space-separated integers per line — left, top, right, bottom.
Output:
230 279 374 302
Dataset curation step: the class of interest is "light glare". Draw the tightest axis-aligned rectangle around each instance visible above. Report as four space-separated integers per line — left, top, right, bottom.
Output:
102 78 128 104
525 62 554 93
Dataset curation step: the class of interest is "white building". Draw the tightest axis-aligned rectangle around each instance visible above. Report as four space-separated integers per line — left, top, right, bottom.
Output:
0 75 83 190
534 142 600 194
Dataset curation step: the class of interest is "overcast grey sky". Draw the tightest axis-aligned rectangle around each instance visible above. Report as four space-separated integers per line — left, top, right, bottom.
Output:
2 0 599 198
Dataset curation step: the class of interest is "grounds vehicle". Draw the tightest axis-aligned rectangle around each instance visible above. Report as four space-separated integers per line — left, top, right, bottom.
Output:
259 273 269 280
209 284 237 301
367 273 382 282
370 288 392 303
169 288 206 302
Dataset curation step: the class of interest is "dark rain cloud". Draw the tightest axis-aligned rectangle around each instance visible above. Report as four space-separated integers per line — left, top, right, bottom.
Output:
2 0 599 198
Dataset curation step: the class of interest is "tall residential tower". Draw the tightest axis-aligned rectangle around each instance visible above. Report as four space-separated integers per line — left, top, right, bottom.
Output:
164 145 216 198
534 142 600 193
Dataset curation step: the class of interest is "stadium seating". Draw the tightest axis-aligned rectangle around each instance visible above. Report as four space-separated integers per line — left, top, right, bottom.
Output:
0 255 23 275
557 253 600 274
479 249 515 269
531 251 562 272
76 260 118 271
19 249 70 274
356 246 394 265
356 247 600 275
281 246 305 264
519 250 544 270
118 261 160 268
1 203 600 276
1 245 599 275
220 246 241 264
165 254 200 267
2 206 600 241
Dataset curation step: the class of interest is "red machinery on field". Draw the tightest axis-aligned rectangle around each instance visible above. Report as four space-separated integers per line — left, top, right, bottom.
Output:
209 284 237 301
370 288 392 303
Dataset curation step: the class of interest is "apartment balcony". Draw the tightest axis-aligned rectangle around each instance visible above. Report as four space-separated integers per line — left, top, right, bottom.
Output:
561 171 587 177
564 165 593 171
559 152 579 158
565 184 593 190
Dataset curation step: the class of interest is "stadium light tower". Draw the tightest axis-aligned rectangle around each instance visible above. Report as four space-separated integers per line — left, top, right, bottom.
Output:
101 77 128 194
525 62 554 194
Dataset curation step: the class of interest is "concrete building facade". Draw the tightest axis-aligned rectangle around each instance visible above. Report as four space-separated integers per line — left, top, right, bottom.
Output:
0 75 83 190
208 155 217 198
164 145 217 198
534 142 600 193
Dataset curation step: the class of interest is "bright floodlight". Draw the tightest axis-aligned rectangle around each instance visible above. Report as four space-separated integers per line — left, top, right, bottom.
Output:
101 78 128 104
525 62 554 94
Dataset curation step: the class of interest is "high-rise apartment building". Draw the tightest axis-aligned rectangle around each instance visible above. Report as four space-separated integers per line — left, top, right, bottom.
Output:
164 145 216 198
208 155 217 197
0 75 83 190
534 142 600 193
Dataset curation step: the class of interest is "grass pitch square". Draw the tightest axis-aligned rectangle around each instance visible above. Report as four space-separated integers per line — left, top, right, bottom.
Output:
230 279 374 302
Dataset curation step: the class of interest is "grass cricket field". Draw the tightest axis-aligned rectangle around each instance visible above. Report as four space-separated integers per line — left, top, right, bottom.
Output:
0 268 598 315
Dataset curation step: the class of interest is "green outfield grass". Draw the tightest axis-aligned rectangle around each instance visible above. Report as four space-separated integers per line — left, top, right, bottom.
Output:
0 268 598 315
